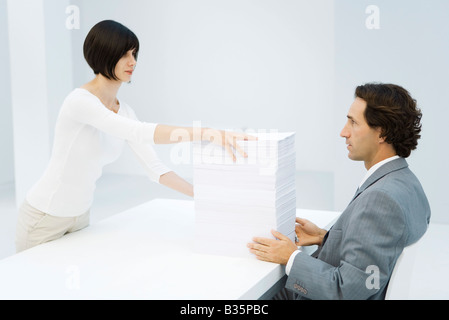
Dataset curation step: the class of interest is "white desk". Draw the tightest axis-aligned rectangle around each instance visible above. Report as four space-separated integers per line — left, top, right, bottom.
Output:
0 199 340 300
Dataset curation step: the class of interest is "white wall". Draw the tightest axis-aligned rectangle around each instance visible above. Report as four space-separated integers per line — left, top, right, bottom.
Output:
70 0 336 209
6 0 74 207
333 0 449 223
5 0 448 222
7 0 51 206
43 0 74 146
0 0 14 187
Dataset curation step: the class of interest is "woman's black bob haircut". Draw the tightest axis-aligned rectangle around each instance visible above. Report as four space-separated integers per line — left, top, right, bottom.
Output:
84 20 139 81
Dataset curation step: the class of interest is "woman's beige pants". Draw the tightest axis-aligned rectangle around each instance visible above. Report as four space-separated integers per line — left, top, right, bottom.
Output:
15 201 90 253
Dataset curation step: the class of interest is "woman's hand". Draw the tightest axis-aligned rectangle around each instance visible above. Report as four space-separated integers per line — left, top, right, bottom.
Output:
202 128 258 162
154 125 257 162
295 217 328 247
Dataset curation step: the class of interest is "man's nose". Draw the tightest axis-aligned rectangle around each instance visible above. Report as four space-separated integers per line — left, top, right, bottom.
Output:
340 124 349 138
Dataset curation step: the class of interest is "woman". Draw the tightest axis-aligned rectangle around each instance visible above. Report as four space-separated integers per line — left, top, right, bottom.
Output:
15 20 253 252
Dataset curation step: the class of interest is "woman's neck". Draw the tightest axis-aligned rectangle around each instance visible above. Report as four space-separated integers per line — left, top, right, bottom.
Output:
81 75 122 111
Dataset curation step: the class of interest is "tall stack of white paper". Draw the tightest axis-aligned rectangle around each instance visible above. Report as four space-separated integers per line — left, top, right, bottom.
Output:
193 132 296 258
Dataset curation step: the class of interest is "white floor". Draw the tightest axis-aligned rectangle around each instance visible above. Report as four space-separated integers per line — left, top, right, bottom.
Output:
0 173 448 299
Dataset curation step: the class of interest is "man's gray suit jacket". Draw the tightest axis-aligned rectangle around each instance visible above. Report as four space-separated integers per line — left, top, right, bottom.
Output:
285 157 431 300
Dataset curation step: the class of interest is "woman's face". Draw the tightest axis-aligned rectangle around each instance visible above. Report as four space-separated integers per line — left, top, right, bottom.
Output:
114 49 137 82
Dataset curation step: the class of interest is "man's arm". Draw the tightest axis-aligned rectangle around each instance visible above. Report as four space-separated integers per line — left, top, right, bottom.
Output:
286 189 407 300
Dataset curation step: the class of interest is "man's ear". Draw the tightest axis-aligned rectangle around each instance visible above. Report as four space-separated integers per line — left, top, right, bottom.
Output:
376 127 386 143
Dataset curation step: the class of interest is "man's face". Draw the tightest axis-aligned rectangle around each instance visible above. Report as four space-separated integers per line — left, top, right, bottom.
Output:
340 98 382 168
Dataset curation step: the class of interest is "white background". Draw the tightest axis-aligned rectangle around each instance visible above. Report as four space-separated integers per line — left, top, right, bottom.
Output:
1 0 448 237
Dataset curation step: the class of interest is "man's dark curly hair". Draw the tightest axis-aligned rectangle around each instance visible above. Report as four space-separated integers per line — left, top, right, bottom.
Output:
355 83 422 158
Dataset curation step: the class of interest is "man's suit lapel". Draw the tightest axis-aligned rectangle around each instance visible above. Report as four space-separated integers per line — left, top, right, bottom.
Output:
350 158 408 203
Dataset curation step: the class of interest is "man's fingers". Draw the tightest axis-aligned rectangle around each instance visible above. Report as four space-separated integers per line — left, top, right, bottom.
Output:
271 229 288 240
252 236 276 246
247 242 274 261
248 244 273 262
253 230 288 245
296 217 309 225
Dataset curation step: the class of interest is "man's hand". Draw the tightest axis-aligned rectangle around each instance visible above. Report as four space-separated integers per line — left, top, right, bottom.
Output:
295 217 327 246
247 230 298 265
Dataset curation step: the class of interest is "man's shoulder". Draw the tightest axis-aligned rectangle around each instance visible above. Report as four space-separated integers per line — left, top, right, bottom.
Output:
372 163 422 195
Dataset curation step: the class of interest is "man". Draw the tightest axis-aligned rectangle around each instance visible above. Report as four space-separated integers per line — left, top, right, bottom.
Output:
248 83 431 299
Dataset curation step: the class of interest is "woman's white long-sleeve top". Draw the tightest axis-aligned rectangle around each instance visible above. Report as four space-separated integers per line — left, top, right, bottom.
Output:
26 88 171 217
